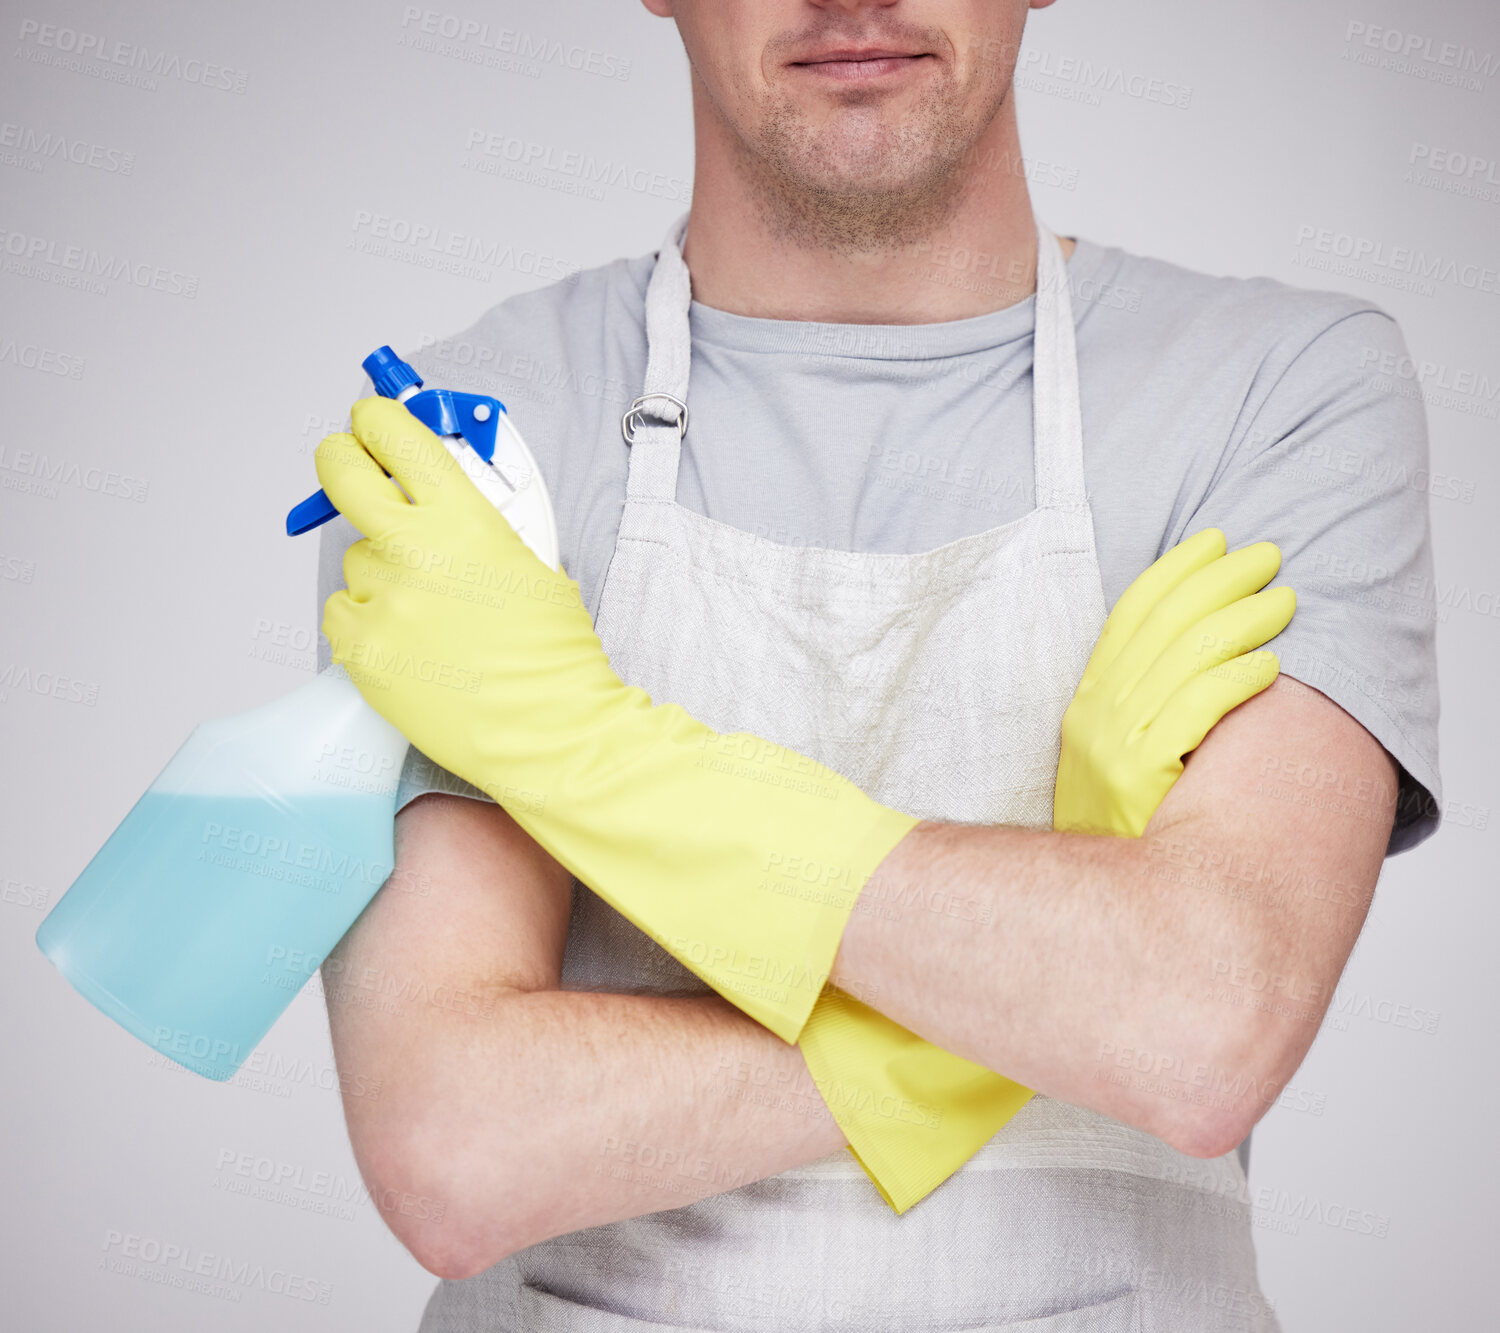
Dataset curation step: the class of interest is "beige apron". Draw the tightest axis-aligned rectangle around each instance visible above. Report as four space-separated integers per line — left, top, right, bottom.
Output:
420 214 1277 1332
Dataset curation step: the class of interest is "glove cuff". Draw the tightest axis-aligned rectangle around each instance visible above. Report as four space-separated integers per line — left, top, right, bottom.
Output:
799 986 1035 1214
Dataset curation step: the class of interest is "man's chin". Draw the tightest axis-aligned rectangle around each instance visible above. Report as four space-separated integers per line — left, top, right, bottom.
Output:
785 149 955 203
772 122 943 182
798 170 939 204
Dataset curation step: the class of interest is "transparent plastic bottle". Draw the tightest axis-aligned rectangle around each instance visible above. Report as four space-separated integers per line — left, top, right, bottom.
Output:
36 348 557 1080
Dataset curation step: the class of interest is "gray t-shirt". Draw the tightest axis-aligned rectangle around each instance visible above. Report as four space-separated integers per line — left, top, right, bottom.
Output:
318 235 1442 852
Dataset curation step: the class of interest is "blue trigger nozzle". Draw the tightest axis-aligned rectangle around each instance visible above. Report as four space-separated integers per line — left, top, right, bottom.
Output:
285 346 507 537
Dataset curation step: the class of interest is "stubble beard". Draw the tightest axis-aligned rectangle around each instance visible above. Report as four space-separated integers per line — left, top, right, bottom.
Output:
733 74 1006 256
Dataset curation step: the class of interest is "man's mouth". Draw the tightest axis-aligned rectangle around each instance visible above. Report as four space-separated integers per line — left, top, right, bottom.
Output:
789 48 934 82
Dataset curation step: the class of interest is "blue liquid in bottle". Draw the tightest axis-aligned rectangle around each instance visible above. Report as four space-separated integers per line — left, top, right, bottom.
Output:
37 667 411 1081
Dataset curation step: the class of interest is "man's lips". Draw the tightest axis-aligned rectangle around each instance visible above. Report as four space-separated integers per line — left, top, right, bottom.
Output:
789 49 933 81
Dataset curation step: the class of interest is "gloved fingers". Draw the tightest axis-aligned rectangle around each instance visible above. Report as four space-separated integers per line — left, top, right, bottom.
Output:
350 396 472 510
1107 541 1282 699
340 537 382 605
315 430 412 539
320 588 366 666
1075 528 1226 693
1143 649 1281 768
1126 586 1293 725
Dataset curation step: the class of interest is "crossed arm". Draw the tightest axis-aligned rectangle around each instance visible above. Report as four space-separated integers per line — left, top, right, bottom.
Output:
323 671 1397 1279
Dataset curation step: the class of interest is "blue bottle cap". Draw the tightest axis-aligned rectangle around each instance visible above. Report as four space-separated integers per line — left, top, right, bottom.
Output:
361 345 423 399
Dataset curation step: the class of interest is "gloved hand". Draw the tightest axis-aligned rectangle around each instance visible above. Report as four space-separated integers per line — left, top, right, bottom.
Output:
796 528 1294 1213
317 398 920 1045
1054 527 1293 836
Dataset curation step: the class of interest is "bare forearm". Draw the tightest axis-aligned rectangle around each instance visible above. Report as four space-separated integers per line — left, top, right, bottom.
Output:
834 821 1237 1145
832 679 1393 1155
327 969 842 1279
322 793 842 1279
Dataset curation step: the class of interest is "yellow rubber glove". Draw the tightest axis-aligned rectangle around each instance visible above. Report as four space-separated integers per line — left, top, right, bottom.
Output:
317 398 919 1044
1054 527 1294 836
797 987 1031 1212
797 528 1294 1213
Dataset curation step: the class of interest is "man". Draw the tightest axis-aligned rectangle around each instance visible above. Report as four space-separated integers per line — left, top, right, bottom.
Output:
316 1 1440 1327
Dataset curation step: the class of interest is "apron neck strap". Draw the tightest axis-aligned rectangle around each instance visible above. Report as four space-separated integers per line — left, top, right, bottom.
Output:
620 213 693 503
622 210 1088 513
1031 219 1088 511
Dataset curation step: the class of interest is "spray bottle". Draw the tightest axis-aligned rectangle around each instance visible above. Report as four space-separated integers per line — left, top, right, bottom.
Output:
36 348 557 1080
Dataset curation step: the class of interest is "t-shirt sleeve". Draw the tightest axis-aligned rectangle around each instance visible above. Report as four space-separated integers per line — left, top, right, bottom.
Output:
1181 304 1442 855
313 380 495 819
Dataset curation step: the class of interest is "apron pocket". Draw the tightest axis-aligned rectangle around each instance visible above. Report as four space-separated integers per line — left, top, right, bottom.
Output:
517 1282 1142 1332
972 1289 1141 1331
518 1281 721 1332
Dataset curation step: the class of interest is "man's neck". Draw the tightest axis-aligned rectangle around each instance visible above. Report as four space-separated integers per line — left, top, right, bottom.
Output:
679 95 1070 326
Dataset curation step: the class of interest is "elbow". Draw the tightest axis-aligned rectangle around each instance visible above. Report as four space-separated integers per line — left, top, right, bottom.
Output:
1143 1007 1303 1163
415 1245 502 1284
1157 1104 1253 1163
403 1219 504 1284
358 1125 527 1281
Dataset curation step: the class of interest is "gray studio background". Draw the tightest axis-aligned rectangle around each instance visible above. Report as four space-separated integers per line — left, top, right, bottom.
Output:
3 1 1495 1329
